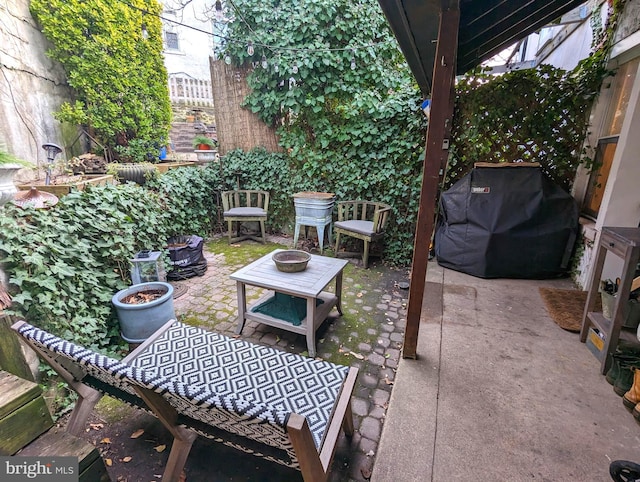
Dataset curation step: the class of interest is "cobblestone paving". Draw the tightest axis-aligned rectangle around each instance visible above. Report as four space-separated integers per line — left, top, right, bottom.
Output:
171 239 409 481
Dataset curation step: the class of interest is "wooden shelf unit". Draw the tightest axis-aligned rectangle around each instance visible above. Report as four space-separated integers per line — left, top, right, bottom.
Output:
580 227 640 374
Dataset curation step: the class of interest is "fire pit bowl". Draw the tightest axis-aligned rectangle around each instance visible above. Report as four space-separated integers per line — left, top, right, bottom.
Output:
272 250 311 273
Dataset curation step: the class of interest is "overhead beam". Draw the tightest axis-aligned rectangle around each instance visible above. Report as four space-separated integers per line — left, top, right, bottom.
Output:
457 0 584 73
403 4 459 359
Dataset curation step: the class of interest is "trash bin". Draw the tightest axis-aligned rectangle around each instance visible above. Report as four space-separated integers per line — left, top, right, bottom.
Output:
167 235 207 280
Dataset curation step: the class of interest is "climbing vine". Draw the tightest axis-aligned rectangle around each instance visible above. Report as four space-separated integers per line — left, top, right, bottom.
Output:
446 0 625 191
30 0 172 160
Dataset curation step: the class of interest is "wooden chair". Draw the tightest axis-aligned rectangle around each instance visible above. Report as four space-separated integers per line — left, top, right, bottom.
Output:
222 190 269 244
334 201 391 268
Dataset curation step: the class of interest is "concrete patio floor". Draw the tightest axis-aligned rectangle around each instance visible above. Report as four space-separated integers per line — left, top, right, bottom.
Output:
373 262 640 482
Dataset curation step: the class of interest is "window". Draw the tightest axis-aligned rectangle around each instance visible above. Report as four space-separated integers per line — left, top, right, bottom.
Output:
581 57 638 218
582 136 617 219
165 31 179 50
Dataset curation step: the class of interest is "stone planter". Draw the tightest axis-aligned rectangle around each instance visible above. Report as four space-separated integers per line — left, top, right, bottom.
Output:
111 282 175 343
0 164 22 206
194 150 218 165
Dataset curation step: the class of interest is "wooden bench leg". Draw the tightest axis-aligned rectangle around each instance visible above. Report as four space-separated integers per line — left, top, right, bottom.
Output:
287 367 358 482
132 386 197 482
66 389 102 436
288 413 327 482
163 427 197 482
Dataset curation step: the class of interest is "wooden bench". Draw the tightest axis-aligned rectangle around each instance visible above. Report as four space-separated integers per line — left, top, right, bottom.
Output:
12 319 358 482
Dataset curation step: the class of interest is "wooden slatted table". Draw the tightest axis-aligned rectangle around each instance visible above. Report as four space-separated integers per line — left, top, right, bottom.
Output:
230 249 348 357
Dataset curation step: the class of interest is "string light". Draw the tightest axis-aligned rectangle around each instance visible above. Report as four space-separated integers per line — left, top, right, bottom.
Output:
292 60 298 74
224 54 232 64
261 55 268 69
350 50 356 70
117 0 395 68
141 23 149 40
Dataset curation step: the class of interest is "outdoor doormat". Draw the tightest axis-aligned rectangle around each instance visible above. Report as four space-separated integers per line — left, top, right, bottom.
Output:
539 287 602 332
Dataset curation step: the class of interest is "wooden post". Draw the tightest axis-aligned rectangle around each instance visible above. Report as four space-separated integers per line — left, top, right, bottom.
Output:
0 314 33 381
403 5 459 359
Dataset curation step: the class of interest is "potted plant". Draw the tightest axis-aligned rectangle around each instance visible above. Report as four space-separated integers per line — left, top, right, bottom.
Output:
0 149 32 206
192 135 216 151
111 281 175 343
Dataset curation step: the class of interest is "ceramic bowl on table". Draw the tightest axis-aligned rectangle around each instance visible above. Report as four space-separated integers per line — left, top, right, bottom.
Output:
272 250 311 273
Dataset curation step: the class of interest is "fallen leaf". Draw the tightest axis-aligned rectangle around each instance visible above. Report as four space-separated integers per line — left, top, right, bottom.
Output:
384 376 394 385
130 429 145 439
349 351 365 360
105 459 113 467
122 456 132 463
100 438 111 444
155 444 166 453
89 423 104 430
366 450 375 457
356 292 363 298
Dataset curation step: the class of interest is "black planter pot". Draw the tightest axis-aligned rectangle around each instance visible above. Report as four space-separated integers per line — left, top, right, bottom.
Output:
108 163 158 185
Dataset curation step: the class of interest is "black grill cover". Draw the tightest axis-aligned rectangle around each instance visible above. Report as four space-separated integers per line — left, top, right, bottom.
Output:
435 165 579 279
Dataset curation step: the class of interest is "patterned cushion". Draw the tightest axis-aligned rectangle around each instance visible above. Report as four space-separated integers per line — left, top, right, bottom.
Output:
130 321 350 449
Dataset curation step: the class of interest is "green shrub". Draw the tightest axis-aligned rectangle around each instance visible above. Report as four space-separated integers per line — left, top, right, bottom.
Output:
0 166 219 351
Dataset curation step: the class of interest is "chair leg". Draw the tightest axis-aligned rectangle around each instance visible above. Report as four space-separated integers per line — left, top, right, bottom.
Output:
335 232 341 254
227 220 233 244
362 240 370 269
259 220 266 244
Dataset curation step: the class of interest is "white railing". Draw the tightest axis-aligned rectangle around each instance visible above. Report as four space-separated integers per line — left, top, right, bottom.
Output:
168 74 214 107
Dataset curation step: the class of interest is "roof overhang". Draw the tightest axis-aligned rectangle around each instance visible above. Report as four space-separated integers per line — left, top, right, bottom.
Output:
378 0 587 95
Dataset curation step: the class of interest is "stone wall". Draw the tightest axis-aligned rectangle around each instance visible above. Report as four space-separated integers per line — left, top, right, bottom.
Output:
0 0 80 179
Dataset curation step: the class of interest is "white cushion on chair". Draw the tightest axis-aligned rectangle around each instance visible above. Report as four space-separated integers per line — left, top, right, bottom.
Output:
335 220 374 236
224 207 266 217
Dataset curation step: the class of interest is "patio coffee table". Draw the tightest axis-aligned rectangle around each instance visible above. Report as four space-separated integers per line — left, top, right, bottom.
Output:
230 249 348 357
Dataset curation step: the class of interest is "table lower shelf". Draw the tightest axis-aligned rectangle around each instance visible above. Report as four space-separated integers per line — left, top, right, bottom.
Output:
245 291 338 335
